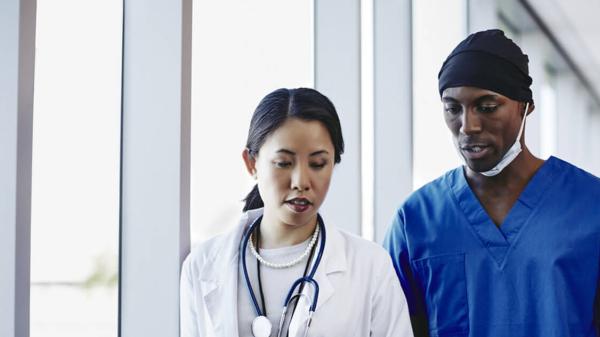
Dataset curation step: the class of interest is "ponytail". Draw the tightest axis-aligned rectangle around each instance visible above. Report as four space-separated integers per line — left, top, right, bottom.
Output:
243 184 264 212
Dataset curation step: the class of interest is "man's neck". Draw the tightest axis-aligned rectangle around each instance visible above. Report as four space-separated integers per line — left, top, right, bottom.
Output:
464 148 545 226
465 148 544 192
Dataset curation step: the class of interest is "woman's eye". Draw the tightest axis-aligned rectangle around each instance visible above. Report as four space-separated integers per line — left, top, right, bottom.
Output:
478 105 498 113
274 161 292 168
310 162 327 169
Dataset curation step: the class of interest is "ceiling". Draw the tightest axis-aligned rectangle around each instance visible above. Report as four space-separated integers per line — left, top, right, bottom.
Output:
526 0 600 104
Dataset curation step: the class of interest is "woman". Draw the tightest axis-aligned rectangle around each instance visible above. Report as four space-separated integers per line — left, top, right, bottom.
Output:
180 88 413 337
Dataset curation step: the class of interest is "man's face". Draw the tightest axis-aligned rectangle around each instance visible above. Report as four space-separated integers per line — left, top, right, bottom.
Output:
442 86 525 173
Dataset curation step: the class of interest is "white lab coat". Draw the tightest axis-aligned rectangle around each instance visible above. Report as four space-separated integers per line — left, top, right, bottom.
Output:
180 208 413 337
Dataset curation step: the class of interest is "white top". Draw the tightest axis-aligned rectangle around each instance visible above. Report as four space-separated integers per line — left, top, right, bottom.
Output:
180 208 414 337
237 238 313 337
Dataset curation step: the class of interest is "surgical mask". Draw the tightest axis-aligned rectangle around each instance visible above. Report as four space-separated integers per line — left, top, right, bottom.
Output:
479 102 529 177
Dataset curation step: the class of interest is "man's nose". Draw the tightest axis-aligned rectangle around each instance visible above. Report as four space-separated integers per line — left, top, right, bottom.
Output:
460 108 482 135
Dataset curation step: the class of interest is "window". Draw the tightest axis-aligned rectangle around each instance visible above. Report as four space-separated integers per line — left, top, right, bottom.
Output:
412 0 466 189
30 1 122 336
190 0 313 243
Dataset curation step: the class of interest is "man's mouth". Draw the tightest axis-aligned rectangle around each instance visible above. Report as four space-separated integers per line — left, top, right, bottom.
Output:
460 144 491 159
462 145 486 152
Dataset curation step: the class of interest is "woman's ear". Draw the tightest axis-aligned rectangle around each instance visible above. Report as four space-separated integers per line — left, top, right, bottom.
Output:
242 149 257 179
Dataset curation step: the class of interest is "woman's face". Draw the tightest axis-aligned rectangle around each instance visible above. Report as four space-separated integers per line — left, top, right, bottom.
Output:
244 118 335 229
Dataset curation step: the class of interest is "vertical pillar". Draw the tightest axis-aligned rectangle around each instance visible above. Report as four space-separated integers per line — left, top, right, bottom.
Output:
373 0 413 242
119 0 192 336
314 0 362 234
0 1 36 336
467 0 497 33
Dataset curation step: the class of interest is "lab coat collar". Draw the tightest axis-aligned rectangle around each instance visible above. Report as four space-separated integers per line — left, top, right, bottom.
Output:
197 208 347 336
197 209 257 337
286 214 347 335
313 213 347 309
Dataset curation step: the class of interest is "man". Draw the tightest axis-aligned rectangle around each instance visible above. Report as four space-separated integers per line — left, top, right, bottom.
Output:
384 29 600 337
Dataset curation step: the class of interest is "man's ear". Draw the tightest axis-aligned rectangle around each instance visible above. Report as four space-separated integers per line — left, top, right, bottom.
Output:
242 149 257 179
524 101 535 116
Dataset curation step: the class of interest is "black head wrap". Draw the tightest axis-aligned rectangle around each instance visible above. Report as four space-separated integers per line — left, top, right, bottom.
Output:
438 29 533 104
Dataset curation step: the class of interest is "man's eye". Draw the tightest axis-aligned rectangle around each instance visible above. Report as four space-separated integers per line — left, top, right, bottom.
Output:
445 105 461 115
274 161 292 168
478 105 498 113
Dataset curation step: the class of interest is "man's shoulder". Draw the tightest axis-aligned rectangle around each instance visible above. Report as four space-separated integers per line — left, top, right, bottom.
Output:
403 167 461 209
550 156 600 191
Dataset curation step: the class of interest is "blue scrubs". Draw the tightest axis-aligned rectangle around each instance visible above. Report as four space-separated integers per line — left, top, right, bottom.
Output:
384 156 600 337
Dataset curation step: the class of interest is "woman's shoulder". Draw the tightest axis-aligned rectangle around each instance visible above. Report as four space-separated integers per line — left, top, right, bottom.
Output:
184 209 261 267
329 228 397 289
182 224 244 277
191 227 239 256
333 227 392 264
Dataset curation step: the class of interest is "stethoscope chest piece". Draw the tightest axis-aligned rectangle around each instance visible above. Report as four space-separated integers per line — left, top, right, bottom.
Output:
252 315 272 337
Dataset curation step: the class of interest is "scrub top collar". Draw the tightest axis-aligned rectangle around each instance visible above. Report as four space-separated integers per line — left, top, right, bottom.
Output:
446 156 561 267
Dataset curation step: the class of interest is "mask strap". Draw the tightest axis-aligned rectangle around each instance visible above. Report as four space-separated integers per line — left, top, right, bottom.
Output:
479 101 531 177
515 102 529 141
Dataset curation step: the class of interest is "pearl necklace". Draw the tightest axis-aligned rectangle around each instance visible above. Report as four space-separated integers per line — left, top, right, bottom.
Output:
248 224 320 269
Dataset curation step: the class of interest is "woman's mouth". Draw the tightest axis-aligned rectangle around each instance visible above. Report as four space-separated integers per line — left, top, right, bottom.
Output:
285 197 312 213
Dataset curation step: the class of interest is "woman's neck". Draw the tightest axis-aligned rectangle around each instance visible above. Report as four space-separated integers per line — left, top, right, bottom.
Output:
258 211 317 249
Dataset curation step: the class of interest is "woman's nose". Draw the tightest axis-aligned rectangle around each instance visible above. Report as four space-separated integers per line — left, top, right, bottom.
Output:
291 165 310 191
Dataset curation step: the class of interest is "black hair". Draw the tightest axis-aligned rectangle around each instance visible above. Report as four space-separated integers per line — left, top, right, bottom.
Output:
242 88 344 212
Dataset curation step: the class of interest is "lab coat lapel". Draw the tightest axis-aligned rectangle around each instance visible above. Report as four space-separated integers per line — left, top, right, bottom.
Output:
305 226 346 312
199 210 262 337
200 265 237 336
314 225 346 310
287 224 347 334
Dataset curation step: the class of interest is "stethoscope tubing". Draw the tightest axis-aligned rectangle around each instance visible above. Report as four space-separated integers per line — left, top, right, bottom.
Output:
240 216 263 316
240 214 326 317
283 276 320 312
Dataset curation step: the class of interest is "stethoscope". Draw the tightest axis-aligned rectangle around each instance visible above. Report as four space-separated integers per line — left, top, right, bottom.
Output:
240 214 326 337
